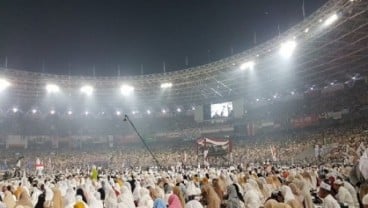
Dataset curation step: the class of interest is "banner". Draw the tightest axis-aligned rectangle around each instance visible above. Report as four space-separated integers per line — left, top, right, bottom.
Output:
291 115 319 128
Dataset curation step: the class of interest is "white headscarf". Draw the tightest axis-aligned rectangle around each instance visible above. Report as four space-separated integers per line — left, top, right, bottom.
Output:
104 181 118 208
133 181 142 202
118 186 135 208
280 185 295 203
137 187 154 208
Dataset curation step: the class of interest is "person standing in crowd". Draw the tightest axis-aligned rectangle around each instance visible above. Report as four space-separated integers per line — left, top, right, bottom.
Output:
332 179 355 208
201 185 221 208
35 184 46 208
150 187 166 208
318 180 341 208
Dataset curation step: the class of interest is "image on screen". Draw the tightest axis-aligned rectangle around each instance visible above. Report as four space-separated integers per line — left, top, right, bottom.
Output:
211 102 233 118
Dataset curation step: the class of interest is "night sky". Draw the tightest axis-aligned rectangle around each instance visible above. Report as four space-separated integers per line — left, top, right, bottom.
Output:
0 0 327 76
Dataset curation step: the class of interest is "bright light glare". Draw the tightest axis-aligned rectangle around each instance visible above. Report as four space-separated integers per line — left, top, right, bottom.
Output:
68 110 73 115
116 111 121 116
32 109 37 114
46 84 60 93
80 85 94 96
304 28 309 33
162 109 166 114
120 85 134 96
240 61 255 70
0 79 11 92
160 82 173 89
146 110 151 115
50 110 55 115
324 14 338 26
192 106 196 110
279 40 297 58
177 108 181 112
12 107 18 113
85 111 89 115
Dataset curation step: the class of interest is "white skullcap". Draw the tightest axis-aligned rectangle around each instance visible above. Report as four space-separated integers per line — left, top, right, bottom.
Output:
363 194 368 205
320 181 331 191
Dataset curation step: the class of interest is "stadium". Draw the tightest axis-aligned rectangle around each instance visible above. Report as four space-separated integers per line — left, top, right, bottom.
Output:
0 0 367 207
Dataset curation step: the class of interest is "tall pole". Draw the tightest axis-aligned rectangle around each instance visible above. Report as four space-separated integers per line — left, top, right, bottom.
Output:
124 115 161 168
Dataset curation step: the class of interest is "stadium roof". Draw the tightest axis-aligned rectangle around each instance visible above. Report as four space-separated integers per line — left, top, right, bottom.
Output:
0 0 367 108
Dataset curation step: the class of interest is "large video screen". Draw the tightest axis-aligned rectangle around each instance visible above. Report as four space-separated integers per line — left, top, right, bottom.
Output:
211 102 233 118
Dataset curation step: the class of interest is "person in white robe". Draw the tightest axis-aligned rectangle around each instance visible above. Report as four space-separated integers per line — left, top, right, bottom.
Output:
242 183 262 208
318 181 341 208
332 179 355 208
118 185 135 208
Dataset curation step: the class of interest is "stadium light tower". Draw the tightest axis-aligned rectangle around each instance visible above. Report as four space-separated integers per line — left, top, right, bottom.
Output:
240 61 255 71
120 84 134 96
0 78 11 92
80 85 94 96
46 84 60 93
324 13 338 27
279 40 297 58
160 82 173 89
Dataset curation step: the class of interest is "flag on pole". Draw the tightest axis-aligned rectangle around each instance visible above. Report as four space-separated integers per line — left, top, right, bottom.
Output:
16 156 24 168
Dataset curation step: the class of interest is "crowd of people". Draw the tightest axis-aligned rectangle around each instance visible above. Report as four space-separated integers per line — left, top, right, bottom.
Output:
0 155 367 208
0 119 366 207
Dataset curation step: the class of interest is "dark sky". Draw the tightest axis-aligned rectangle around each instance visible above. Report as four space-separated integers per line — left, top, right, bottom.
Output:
0 0 327 76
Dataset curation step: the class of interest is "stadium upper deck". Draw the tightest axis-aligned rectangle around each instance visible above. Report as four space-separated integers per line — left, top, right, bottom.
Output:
0 0 367 109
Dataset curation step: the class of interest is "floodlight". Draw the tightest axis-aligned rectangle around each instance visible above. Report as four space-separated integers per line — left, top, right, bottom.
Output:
46 84 60 93
132 111 137 115
116 111 121 116
67 110 73 115
177 108 181 112
160 82 173 89
256 98 260 102
120 85 134 96
324 14 338 26
162 109 166 114
279 40 297 58
80 85 94 96
50 110 55 115
12 107 18 113
0 79 11 92
146 110 151 115
32 109 37 114
240 61 255 70
85 111 89 115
